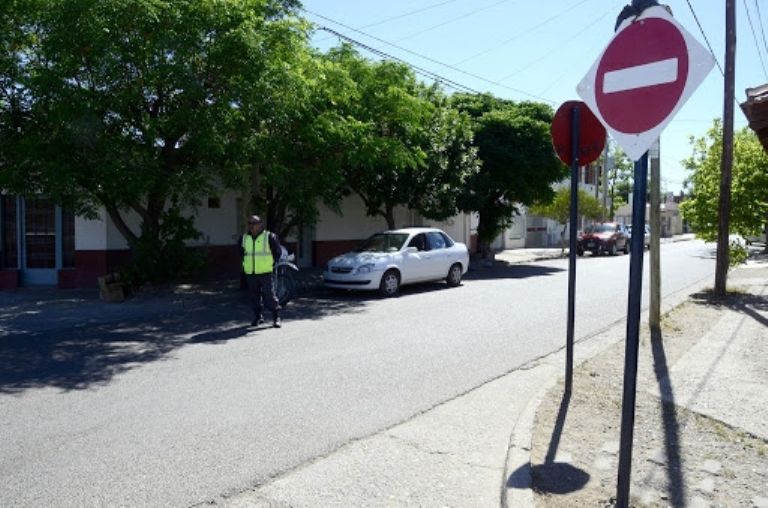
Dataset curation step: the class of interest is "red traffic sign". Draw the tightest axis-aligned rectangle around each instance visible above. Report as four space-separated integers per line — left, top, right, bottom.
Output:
577 6 714 160
551 100 606 166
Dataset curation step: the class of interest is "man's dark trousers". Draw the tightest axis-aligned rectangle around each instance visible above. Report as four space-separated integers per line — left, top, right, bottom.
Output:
246 272 279 322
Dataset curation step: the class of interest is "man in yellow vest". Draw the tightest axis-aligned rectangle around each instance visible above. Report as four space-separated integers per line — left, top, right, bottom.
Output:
240 215 282 328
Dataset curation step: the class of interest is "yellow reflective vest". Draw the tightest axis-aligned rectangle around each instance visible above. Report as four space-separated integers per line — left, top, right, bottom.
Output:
242 232 274 275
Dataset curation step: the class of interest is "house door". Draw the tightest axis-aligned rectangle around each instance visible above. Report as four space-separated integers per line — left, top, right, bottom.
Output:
20 197 59 285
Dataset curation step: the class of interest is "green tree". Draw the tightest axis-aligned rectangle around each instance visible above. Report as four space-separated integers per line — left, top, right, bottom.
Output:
530 187 606 253
607 145 633 217
451 93 568 259
0 0 304 282
240 47 353 238
325 46 478 229
680 120 768 249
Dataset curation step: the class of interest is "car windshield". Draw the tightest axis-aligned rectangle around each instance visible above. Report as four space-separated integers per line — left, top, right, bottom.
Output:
585 224 614 234
355 233 409 253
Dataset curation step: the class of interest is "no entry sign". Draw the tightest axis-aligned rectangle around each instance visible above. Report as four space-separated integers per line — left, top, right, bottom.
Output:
577 6 714 160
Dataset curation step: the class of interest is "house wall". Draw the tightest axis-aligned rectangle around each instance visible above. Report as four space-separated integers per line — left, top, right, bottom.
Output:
312 195 474 266
19 189 479 288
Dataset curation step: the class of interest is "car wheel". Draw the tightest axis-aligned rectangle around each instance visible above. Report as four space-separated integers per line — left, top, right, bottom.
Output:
379 269 400 297
577 247 584 257
446 263 463 287
609 243 617 256
624 241 630 254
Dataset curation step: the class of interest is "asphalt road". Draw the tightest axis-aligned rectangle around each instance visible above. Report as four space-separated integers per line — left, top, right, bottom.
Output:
0 240 716 507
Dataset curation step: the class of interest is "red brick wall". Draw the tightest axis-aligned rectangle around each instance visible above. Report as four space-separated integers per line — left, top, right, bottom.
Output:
0 269 19 290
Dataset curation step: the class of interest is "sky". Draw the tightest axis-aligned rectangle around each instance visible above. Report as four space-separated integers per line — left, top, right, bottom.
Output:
298 0 765 194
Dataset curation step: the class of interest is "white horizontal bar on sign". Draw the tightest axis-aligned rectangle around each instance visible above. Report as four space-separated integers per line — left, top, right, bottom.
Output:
602 58 678 94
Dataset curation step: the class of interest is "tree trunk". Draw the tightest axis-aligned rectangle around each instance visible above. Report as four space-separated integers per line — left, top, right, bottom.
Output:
104 204 138 245
384 204 395 230
476 214 496 263
560 224 567 254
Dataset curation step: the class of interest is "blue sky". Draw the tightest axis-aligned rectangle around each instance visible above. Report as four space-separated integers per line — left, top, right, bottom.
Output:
299 0 764 193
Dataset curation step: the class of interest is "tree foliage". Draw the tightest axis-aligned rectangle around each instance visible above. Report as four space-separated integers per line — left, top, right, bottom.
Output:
680 120 768 244
607 145 633 216
530 187 606 252
0 0 304 282
451 93 568 257
325 46 478 229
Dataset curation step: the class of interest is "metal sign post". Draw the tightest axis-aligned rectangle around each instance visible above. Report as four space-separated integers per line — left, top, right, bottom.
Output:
616 152 649 507
565 104 580 394
551 101 605 394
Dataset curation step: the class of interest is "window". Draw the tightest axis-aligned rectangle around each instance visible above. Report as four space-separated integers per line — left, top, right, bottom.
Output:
426 232 446 250
408 234 426 251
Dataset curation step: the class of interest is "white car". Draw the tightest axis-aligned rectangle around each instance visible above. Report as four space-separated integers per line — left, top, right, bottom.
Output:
323 227 470 297
627 224 651 249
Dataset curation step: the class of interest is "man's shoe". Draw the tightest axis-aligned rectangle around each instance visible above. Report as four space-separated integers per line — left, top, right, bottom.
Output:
272 316 282 328
251 317 264 326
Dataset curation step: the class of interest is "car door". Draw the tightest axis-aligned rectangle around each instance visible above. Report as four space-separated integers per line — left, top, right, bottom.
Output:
401 233 432 283
424 231 450 279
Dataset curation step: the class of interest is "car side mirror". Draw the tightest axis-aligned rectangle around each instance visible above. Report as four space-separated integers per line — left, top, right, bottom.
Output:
405 246 418 253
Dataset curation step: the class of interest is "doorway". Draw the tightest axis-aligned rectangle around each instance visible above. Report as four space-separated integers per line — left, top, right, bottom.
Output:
0 196 74 286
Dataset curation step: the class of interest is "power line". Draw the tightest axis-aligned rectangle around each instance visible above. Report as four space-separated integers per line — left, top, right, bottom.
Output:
496 6 614 83
304 9 556 103
315 0 459 43
743 0 768 80
453 0 593 66
753 0 768 63
684 0 724 76
359 0 459 31
318 26 483 95
394 0 515 44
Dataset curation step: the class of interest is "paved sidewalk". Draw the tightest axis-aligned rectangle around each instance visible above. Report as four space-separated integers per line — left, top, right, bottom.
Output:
525 258 768 507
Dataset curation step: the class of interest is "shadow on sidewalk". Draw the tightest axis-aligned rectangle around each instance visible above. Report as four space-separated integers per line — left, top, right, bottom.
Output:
650 328 686 506
690 290 768 327
508 389 590 495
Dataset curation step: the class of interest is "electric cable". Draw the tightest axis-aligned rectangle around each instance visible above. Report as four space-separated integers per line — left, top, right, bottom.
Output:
743 0 768 80
319 26 483 95
496 6 614 83
754 0 768 57
684 0 724 76
305 9 556 103
315 0 459 43
452 0 592 66
393 0 515 43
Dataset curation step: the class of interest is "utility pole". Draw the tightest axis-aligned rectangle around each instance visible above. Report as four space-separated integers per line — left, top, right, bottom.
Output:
649 139 661 330
603 138 610 213
714 0 736 298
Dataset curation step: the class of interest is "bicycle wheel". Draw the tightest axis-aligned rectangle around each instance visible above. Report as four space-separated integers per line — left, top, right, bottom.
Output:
275 268 296 306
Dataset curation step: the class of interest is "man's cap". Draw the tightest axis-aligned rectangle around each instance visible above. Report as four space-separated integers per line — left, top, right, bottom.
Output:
248 215 263 225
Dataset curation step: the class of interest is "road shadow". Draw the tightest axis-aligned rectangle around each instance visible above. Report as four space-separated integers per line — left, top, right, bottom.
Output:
649 327 686 506
0 284 368 394
466 262 564 281
510 389 590 495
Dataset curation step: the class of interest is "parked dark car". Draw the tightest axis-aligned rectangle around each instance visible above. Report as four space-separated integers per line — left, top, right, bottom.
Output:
577 222 630 256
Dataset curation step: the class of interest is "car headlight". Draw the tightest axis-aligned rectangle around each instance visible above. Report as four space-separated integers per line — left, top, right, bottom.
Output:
354 263 375 274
